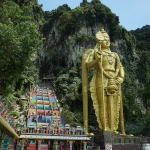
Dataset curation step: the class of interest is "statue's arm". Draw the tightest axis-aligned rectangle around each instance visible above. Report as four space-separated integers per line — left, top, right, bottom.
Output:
114 53 124 84
119 64 124 79
116 64 124 84
86 50 100 68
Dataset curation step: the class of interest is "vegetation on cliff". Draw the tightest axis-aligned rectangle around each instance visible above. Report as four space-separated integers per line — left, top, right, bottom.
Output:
130 25 150 135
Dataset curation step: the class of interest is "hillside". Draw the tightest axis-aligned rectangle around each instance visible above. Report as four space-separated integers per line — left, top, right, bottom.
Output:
130 25 150 135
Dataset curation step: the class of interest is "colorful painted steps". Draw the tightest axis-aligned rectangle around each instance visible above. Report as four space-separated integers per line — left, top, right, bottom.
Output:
27 83 61 129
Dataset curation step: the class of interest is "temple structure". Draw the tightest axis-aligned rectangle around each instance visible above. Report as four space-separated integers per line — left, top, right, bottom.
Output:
17 78 90 150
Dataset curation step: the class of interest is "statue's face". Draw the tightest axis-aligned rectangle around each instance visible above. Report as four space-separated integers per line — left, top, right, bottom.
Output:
101 37 110 49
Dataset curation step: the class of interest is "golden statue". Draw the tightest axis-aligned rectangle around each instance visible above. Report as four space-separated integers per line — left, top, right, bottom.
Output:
82 29 125 135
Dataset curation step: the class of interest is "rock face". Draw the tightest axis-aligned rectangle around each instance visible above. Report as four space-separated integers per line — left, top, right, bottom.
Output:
39 22 137 77
39 24 132 71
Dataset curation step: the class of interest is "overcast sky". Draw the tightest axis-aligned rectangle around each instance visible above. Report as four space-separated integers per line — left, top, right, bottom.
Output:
38 0 150 31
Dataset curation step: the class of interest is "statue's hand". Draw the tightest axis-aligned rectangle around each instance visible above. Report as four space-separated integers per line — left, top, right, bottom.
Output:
116 77 124 84
95 51 101 61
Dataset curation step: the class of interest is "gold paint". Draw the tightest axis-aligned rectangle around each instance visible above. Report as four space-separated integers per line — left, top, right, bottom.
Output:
82 29 125 134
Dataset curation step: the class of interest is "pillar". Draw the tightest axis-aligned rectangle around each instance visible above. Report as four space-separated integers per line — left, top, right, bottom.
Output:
48 141 51 150
79 142 82 150
37 140 42 150
77 142 79 150
37 128 39 134
64 141 67 150
69 141 73 150
29 128 32 133
21 139 26 150
53 140 58 150
27 128 29 133
83 141 87 150
50 140 54 150
16 140 21 150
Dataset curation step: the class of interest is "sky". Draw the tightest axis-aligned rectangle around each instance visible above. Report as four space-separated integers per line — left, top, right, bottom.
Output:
38 0 150 31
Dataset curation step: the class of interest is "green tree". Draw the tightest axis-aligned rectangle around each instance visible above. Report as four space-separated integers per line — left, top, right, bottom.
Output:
0 0 41 95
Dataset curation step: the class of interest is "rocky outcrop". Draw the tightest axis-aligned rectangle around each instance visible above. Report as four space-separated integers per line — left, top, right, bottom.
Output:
39 23 137 75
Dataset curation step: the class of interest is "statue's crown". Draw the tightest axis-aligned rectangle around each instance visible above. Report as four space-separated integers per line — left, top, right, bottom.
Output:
96 29 109 41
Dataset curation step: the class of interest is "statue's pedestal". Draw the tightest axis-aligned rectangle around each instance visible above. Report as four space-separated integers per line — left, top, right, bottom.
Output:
92 131 142 150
